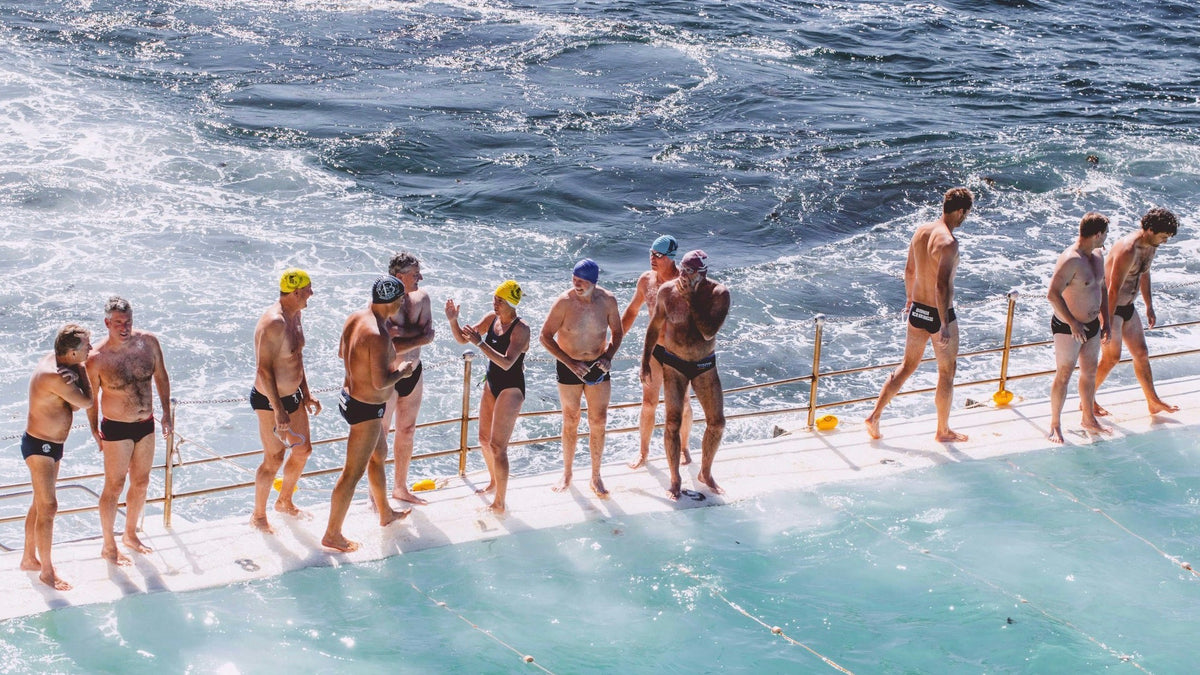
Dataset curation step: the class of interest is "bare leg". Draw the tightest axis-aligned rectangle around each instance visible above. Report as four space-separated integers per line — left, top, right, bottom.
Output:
274 406 313 518
1122 315 1179 414
252 409 286 533
864 326 927 440
367 430 409 527
932 323 967 443
661 367 689 500
553 383 583 492
121 434 157 554
629 359 663 469
391 379 428 504
1078 334 1112 434
486 389 524 514
681 391 694 465
98 439 133 566
25 456 70 590
323 419 382 552
476 388 498 494
1047 333 1080 444
583 381 611 499
1092 314 1125 416
691 368 726 495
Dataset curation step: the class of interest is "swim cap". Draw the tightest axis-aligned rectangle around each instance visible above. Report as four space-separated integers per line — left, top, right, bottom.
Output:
573 259 599 284
680 250 708 274
650 235 678 259
371 275 405 304
495 280 523 307
279 268 311 293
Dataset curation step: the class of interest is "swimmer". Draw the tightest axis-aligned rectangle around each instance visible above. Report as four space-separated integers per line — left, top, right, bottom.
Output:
621 235 694 469
20 325 93 590
864 187 973 443
641 250 730 500
540 259 623 499
322 277 413 553
446 280 530 515
1046 213 1112 443
87 297 172 565
250 269 322 533
1093 207 1181 417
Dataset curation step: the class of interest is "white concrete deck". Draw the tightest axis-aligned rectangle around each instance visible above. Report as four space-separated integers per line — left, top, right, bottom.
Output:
3 375 1197 621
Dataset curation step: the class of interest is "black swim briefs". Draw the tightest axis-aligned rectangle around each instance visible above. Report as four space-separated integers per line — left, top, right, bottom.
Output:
652 344 717 381
249 387 303 414
21 433 63 462
1114 303 1135 322
1051 316 1101 341
555 360 610 386
338 389 386 426
100 417 155 444
908 301 956 334
394 362 423 398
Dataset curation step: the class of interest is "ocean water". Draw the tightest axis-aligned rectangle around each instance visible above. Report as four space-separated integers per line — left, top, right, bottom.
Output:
1 0 1199 592
3 424 1199 673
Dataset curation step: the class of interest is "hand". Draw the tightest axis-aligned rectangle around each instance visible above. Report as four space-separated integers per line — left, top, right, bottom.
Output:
1100 324 1111 345
1069 320 1086 344
677 273 695 296
305 396 322 416
462 325 482 346
385 318 403 338
161 416 174 440
934 324 951 347
1147 307 1157 329
274 408 292 434
640 361 652 385
570 359 591 379
444 299 460 322
93 430 104 451
56 366 79 385
396 360 415 378
595 357 612 373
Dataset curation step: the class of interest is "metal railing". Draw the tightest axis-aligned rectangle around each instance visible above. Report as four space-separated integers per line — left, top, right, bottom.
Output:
2 291 1198 531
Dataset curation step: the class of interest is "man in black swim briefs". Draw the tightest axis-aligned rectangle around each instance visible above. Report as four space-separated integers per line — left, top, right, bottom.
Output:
21 324 93 591
865 187 972 443
380 252 436 506
1094 207 1181 417
322 276 413 553
249 268 322 533
1046 212 1113 443
86 296 172 565
641 250 731 501
540 259 624 499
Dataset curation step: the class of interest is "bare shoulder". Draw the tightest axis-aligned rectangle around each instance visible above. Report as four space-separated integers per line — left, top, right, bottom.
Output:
597 286 619 305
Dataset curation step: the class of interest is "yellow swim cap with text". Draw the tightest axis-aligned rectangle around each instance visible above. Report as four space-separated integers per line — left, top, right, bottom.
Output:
495 279 522 307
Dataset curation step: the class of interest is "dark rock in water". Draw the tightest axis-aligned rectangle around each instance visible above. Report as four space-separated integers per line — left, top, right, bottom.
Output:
1087 154 1100 165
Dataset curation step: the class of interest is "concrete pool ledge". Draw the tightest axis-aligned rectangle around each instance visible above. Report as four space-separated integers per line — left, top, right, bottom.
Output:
3 375 1198 620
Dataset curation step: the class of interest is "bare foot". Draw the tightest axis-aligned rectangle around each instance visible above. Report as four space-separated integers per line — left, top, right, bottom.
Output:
864 416 882 440
321 535 360 553
487 502 506 516
590 478 610 500
697 472 725 495
935 429 968 443
1149 399 1180 415
474 482 495 495
101 546 132 566
552 472 571 493
379 507 412 527
1089 401 1110 417
275 502 313 521
1047 427 1064 444
123 532 153 554
1082 419 1113 435
681 448 693 466
250 515 275 534
39 570 71 591
392 489 429 506
667 480 682 501
19 556 40 572
627 453 648 470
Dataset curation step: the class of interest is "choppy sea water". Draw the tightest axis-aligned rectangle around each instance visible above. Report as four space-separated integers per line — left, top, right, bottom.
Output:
2 0 1199 517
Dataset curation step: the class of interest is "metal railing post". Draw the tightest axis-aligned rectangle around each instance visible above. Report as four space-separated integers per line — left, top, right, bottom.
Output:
996 290 1019 402
458 351 474 476
806 314 826 430
163 398 178 529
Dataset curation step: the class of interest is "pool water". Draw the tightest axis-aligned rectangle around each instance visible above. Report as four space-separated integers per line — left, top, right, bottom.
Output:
3 425 1198 674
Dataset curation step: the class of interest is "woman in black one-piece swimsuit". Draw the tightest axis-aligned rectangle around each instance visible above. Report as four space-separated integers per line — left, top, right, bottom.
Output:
445 280 529 515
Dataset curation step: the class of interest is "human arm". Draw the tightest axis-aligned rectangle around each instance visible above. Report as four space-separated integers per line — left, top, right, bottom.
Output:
641 293 667 384
596 296 624 372
50 365 93 410
85 356 102 447
1140 268 1156 328
150 335 173 438
620 274 648 335
254 317 293 431
687 282 729 342
1046 256 1088 343
932 235 959 345
392 295 436 352
539 297 590 379
463 318 529 370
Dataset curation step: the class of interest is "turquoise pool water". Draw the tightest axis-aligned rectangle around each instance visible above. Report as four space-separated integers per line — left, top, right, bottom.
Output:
3 424 1198 673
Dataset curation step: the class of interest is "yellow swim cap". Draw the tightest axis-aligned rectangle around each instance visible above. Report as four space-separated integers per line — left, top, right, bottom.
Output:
495 280 522 307
280 268 311 293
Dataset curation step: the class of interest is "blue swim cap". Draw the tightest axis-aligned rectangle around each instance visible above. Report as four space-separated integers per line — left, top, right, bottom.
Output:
650 235 678 259
573 259 599 284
